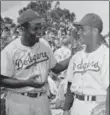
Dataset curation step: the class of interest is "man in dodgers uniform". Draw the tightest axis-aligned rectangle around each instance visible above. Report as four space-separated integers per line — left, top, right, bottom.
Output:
0 9 72 115
63 13 109 115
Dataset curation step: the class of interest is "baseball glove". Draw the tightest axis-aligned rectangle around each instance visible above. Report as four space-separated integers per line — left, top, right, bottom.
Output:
91 102 106 115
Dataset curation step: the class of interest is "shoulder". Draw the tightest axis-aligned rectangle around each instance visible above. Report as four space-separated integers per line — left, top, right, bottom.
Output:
1 38 20 54
102 44 109 60
39 38 51 48
71 49 84 62
39 38 53 53
101 44 109 55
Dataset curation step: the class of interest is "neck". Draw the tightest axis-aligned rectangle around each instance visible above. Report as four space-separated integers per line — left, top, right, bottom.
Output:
85 36 101 53
21 35 35 47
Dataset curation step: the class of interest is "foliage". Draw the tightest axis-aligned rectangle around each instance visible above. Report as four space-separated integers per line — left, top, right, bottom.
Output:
3 17 13 25
18 1 76 32
1 1 76 50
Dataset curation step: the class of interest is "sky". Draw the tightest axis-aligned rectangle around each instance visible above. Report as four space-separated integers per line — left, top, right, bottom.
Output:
1 1 109 35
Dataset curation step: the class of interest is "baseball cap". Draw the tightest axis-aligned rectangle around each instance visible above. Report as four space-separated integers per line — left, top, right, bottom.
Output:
74 13 103 33
17 9 44 25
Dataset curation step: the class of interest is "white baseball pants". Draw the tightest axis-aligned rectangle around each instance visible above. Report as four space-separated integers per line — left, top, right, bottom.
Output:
5 92 52 115
70 98 100 115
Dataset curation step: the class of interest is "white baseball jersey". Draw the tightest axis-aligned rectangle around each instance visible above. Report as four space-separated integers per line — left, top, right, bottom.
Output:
1 37 57 93
54 46 71 78
66 44 109 96
105 36 109 46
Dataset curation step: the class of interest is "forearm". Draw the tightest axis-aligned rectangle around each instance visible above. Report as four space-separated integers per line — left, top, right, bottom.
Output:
0 75 29 88
63 82 74 111
51 55 72 74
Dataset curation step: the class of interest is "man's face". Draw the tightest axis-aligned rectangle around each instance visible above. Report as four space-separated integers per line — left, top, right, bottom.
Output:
77 25 93 45
25 21 42 44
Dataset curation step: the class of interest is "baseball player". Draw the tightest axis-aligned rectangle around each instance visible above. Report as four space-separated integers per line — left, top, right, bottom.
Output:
0 9 72 115
63 13 109 115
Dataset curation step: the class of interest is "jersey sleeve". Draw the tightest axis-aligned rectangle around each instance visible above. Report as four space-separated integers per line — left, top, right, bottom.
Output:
48 46 57 69
40 38 57 69
66 56 75 82
101 50 109 89
1 49 14 77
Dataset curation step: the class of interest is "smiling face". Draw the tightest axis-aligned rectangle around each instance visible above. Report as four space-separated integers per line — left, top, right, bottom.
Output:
22 20 42 46
28 22 42 38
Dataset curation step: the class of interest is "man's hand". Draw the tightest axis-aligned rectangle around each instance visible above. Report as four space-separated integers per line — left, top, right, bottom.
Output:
63 111 70 115
0 74 45 88
26 75 45 88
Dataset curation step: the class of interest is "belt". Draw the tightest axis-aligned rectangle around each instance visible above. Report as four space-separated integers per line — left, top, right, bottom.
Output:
75 94 106 102
21 92 44 98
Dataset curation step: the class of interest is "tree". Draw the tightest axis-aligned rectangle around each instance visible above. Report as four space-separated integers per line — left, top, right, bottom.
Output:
22 1 52 17
3 17 13 25
50 7 75 23
18 1 76 34
0 16 5 29
55 1 60 9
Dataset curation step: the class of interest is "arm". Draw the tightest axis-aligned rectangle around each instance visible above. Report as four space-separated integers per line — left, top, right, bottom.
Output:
0 74 29 88
63 82 74 111
51 55 72 74
51 39 80 74
0 74 45 88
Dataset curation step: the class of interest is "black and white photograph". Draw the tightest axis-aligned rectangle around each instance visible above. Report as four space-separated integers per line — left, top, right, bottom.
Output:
0 1 109 115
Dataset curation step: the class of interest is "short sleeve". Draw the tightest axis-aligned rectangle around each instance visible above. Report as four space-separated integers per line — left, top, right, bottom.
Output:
40 38 57 69
101 50 109 89
1 49 14 77
66 56 75 82
49 46 57 69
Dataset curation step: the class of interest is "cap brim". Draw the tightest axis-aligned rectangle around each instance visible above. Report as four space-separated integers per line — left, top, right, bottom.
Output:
29 18 44 25
73 22 82 27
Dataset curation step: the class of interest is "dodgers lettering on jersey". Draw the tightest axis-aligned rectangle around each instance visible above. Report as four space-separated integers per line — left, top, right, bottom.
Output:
1 38 57 93
15 52 49 70
66 44 109 95
72 59 100 76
